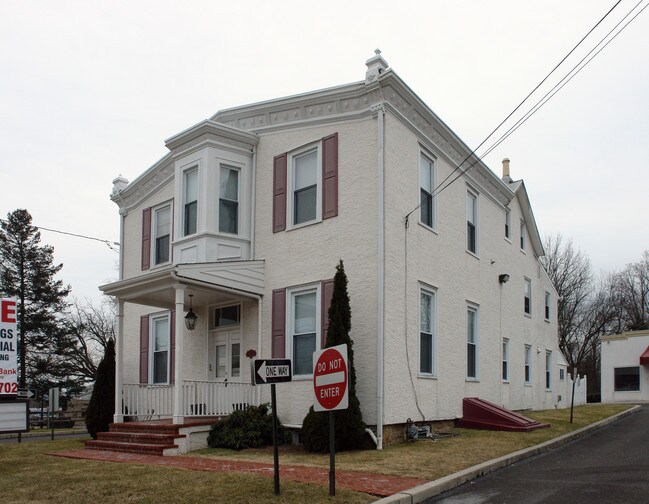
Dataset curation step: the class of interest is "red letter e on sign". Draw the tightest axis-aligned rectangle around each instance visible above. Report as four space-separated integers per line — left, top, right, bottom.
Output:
1 300 16 323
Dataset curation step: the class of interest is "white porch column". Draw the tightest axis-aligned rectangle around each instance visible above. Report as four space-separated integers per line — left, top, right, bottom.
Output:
113 300 125 423
173 285 186 424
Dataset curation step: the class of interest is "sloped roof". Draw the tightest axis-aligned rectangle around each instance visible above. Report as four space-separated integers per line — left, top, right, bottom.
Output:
508 179 545 258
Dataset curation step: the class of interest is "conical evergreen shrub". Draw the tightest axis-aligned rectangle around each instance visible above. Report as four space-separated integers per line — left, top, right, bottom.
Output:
301 260 366 452
85 339 115 439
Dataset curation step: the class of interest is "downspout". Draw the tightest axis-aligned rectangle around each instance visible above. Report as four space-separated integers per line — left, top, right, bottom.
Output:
250 146 257 260
375 103 385 450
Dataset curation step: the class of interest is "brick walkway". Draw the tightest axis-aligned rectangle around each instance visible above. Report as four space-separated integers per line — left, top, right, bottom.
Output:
49 449 427 497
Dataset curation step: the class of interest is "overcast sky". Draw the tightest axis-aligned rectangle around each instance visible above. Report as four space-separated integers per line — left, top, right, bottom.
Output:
1 0 647 304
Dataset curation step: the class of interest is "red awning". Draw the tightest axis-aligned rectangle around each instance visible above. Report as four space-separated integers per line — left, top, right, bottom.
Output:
640 345 649 366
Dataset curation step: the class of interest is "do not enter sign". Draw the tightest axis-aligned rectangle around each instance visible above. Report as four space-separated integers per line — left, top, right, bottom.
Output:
313 344 349 412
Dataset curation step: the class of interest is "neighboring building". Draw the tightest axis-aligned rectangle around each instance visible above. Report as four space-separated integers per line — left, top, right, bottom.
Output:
101 51 561 449
601 329 649 403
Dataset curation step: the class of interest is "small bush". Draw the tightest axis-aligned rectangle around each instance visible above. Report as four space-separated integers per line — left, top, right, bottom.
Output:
207 403 291 451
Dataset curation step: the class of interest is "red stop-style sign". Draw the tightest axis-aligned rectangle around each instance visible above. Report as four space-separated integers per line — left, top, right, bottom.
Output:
313 344 349 412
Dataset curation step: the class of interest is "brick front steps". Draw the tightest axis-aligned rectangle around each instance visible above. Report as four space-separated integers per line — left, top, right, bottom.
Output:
85 418 220 456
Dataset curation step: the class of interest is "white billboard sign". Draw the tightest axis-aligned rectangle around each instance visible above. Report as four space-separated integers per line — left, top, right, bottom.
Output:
0 401 28 433
0 298 18 396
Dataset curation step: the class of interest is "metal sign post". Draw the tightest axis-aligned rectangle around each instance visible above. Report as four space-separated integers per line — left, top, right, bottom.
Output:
312 344 349 497
253 358 292 496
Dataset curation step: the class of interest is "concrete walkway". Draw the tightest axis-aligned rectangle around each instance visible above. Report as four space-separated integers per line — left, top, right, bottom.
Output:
49 448 428 497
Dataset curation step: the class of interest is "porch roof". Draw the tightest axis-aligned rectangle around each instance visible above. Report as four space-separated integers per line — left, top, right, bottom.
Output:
99 260 265 309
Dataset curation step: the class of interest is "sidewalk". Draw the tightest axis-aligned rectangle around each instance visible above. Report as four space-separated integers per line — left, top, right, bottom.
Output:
50 449 428 497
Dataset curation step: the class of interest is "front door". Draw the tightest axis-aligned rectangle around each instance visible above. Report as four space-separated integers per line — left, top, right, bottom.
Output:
211 330 241 384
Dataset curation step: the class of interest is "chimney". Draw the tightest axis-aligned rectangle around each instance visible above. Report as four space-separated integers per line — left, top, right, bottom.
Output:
502 158 512 183
365 49 389 85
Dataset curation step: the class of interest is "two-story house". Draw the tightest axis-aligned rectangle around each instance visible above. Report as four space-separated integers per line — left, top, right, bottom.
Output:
100 51 561 451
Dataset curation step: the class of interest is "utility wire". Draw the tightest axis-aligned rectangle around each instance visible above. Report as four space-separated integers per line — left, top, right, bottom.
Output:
0 218 120 252
405 0 624 223
433 0 646 199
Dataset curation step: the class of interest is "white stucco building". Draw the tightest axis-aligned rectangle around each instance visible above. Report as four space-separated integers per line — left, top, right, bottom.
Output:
101 52 562 449
601 330 649 403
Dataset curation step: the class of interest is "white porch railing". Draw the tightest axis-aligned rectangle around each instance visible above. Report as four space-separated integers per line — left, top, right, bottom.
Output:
122 384 174 419
121 381 256 419
182 381 255 417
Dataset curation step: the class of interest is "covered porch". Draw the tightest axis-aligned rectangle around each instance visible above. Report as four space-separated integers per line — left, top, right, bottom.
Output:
100 260 265 425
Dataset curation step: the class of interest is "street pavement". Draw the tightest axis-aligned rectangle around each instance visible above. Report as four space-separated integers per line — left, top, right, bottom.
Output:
425 404 649 504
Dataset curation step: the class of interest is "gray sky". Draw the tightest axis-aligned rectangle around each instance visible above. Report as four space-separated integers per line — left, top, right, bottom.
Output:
1 0 647 303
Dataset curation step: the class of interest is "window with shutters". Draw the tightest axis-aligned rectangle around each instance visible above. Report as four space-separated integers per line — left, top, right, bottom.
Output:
288 285 321 377
273 133 338 233
153 204 171 265
151 313 170 384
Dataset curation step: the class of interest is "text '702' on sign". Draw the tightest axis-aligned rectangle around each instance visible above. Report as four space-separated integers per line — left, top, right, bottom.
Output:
313 344 349 412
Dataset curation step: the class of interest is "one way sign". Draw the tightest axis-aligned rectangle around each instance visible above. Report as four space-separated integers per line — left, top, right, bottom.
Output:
253 359 292 385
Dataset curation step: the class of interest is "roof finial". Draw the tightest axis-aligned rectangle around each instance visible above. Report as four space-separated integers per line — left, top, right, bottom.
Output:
365 49 389 85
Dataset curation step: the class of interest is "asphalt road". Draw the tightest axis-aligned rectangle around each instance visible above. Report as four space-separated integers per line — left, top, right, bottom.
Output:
426 405 649 504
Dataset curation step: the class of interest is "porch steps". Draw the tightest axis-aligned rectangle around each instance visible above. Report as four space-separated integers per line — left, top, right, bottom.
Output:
85 422 185 456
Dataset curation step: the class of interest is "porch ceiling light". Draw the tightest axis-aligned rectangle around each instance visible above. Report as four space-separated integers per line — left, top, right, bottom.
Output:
185 294 198 331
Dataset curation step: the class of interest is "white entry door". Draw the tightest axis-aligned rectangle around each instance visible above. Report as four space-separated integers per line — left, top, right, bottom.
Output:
211 330 241 383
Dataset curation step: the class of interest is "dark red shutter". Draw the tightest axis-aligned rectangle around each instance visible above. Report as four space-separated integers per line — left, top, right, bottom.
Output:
139 315 149 384
321 279 335 347
273 154 287 233
322 133 338 220
272 288 286 357
141 207 152 270
169 311 175 384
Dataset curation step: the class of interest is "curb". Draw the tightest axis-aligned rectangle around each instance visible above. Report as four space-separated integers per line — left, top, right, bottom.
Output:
375 405 641 504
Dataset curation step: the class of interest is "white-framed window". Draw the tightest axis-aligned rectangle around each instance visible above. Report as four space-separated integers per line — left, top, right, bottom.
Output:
560 368 565 381
153 204 171 266
419 152 435 229
289 144 321 227
467 304 479 379
466 190 478 254
183 167 198 236
520 221 526 251
505 208 511 240
287 285 321 376
545 350 552 390
524 277 532 316
524 345 531 384
212 304 240 329
545 292 551 321
150 313 170 384
219 165 239 235
419 286 436 376
502 338 509 382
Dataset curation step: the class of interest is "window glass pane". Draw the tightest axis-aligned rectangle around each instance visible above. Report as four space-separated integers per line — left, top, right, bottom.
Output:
156 206 171 237
155 235 170 264
420 189 432 226
420 333 432 374
505 209 511 238
294 292 316 334
420 292 432 333
154 318 169 352
185 169 198 202
294 150 317 189
215 305 240 327
467 343 476 378
153 351 167 383
294 333 316 375
614 367 640 391
231 343 240 378
184 201 197 236
466 193 476 224
219 199 238 234
220 167 238 201
215 344 226 378
419 156 432 191
294 185 316 224
467 310 476 343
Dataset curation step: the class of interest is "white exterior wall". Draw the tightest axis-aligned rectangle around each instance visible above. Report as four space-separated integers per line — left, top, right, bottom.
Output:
254 118 379 427
601 330 649 403
381 113 560 425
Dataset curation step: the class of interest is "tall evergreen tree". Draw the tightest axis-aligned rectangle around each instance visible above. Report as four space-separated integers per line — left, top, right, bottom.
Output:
302 259 366 452
85 338 115 439
0 209 70 389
